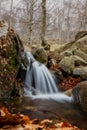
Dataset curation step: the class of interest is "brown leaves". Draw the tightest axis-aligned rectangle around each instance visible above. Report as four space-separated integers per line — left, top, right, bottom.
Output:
0 106 81 130
59 77 81 91
0 106 30 127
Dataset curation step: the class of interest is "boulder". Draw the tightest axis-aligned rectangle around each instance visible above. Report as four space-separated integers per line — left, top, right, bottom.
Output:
59 55 87 75
73 55 87 66
73 67 87 76
80 74 87 81
73 49 87 62
72 81 87 112
50 31 87 63
71 35 87 54
59 56 75 74
60 49 73 58
32 48 47 64
0 20 27 98
52 69 63 84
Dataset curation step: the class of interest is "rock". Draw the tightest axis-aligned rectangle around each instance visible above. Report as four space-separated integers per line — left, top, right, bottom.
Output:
60 49 73 57
73 49 87 62
64 89 72 96
75 31 87 41
59 56 75 74
44 44 50 50
50 44 62 52
71 35 87 53
0 20 27 98
50 51 62 63
73 55 87 66
72 81 87 112
73 66 87 76
80 74 87 81
32 48 47 64
59 55 87 75
52 69 63 84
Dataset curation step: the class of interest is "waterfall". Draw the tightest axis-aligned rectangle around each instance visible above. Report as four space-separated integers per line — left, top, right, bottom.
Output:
24 51 72 101
24 52 58 95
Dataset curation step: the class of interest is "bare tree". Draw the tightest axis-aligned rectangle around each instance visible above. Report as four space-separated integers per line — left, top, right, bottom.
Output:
41 0 47 46
28 0 34 45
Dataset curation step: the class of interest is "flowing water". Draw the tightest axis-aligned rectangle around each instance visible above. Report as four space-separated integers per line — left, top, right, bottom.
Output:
0 51 87 129
24 52 72 101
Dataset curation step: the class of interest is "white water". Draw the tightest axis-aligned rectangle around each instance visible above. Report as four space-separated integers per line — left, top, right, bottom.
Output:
24 52 72 101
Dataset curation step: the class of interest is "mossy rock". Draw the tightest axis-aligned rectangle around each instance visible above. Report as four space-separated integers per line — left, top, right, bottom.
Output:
0 21 26 98
33 48 47 64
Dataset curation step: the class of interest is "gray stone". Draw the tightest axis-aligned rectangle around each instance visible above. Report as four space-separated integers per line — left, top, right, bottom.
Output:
73 49 87 62
59 56 75 74
73 67 87 76
72 81 87 112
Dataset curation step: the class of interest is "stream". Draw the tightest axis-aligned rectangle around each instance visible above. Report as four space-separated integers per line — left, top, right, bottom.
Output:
0 97 87 130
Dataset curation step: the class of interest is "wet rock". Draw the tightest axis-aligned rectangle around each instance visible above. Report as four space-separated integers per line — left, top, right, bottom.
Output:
0 20 27 98
32 48 47 64
52 69 63 84
72 81 87 112
64 89 72 96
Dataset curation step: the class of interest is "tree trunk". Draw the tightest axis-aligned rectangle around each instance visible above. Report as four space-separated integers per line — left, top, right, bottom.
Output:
28 0 34 46
41 0 47 46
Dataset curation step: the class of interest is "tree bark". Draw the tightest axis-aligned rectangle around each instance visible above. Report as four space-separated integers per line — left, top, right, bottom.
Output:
28 0 34 46
41 0 47 46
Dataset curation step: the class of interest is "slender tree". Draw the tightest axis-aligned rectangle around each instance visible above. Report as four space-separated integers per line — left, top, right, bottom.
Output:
41 0 47 46
28 0 34 46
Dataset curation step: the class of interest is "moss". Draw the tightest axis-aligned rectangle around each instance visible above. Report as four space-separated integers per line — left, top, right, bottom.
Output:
8 48 19 70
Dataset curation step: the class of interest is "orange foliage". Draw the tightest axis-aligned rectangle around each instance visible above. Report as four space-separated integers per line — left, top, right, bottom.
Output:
0 106 30 127
0 106 81 130
59 77 81 91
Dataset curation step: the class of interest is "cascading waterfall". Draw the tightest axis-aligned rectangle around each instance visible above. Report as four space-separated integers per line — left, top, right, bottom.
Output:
24 51 72 101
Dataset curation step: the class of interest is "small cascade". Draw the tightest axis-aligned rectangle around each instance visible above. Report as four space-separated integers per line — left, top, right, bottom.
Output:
24 52 58 95
24 52 72 101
